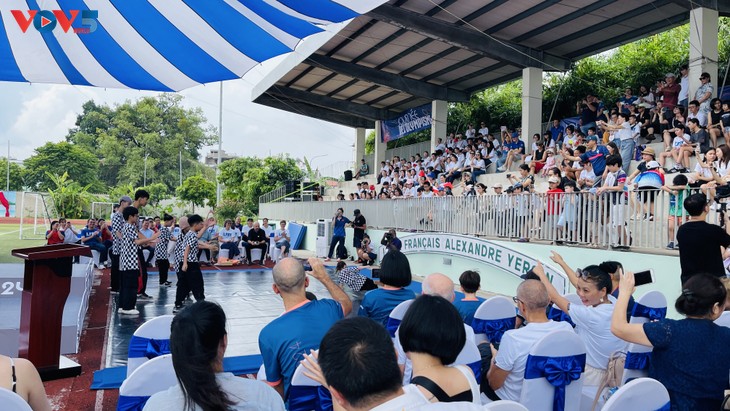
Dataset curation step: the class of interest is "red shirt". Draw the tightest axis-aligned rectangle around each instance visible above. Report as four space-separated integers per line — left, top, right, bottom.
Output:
546 188 564 215
660 83 681 109
46 230 63 245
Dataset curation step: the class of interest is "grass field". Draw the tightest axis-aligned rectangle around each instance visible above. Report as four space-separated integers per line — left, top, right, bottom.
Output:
0 224 48 263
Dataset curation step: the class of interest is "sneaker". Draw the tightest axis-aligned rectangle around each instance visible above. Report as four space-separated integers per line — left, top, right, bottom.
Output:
518 238 529 243
666 167 678 173
119 309 139 315
163 281 172 287
137 293 153 300
674 243 679 249
644 214 654 221
172 305 183 314
666 242 674 250
497 166 506 172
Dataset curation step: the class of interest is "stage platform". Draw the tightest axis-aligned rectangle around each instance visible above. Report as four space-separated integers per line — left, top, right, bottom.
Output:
105 266 372 368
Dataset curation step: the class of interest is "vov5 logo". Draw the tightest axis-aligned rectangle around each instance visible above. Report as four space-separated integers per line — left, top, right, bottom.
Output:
10 10 98 34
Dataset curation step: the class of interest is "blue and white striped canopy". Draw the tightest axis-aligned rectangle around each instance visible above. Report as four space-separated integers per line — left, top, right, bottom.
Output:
0 0 380 91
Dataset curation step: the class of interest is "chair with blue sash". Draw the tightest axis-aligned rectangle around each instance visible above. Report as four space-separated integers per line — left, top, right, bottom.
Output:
0 387 32 411
482 400 528 410
127 315 174 377
547 294 581 328
117 354 177 411
288 353 332 411
386 299 414 339
472 296 517 345
629 291 667 325
602 378 670 411
622 291 667 385
520 330 586 411
715 311 730 328
451 339 482 382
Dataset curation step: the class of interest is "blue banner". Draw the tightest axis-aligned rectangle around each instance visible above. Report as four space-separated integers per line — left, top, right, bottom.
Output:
380 104 432 142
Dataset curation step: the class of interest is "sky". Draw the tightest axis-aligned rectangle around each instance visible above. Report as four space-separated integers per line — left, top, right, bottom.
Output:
0 75 357 175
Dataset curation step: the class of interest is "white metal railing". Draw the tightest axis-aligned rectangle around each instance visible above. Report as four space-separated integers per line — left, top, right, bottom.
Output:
260 189 721 253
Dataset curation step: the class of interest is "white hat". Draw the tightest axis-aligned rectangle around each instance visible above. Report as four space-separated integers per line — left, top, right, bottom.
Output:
548 176 560 183
646 160 661 170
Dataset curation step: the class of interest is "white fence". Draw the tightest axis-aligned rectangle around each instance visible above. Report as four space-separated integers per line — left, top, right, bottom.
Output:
261 189 716 253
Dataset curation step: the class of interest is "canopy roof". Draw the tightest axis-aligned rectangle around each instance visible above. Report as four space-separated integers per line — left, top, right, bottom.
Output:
0 0 380 91
253 0 730 128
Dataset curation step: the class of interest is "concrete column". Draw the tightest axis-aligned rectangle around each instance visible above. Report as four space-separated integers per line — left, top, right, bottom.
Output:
688 7 719 102
353 127 366 165
521 67 543 154
374 120 386 175
431 100 448 152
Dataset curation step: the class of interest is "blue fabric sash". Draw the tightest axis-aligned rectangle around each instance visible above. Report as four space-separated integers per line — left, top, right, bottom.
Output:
471 317 516 343
547 306 576 327
624 351 651 370
128 336 170 359
116 395 149 411
467 360 481 382
654 402 670 411
630 303 666 321
524 353 586 411
288 385 333 411
386 317 401 338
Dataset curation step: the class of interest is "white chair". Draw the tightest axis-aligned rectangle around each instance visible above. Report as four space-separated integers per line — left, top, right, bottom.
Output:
218 248 230 259
117 354 177 411
547 293 581 327
256 364 267 381
127 315 174 377
386 299 414 338
602 378 670 411
715 311 730 328
250 248 264 262
80 249 103 268
288 352 331 411
269 241 283 262
483 400 529 410
520 330 586 411
451 339 482 382
472 296 517 345
0 387 32 411
629 291 667 324
622 342 652 385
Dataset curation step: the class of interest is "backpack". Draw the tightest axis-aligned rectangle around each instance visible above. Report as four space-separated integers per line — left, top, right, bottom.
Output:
336 243 348 260
634 144 645 161
591 351 626 410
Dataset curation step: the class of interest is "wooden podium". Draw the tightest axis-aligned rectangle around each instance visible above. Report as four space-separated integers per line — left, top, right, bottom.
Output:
12 244 91 380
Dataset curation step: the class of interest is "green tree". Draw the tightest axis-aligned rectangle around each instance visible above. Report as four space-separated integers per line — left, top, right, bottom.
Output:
0 159 25 191
219 155 303 215
177 175 216 212
137 183 169 206
46 172 97 218
23 142 102 192
66 95 217 192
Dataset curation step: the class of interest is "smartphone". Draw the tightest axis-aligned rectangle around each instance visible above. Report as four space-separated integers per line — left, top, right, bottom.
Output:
633 269 655 286
296 258 312 271
371 268 381 280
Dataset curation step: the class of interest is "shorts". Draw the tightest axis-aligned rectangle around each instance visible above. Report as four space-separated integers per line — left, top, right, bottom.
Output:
534 162 545 173
611 203 627 227
725 126 730 134
367 252 377 261
557 214 576 230
635 188 658 203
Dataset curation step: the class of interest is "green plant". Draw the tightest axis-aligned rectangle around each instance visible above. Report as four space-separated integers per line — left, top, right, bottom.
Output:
215 198 243 222
46 172 98 218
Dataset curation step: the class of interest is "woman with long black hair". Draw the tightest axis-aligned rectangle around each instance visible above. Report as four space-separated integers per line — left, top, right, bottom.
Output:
144 301 284 411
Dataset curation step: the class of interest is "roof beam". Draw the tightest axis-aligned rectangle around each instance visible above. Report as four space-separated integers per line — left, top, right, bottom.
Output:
268 87 398 120
512 0 617 43
667 0 730 15
255 95 374 129
367 4 571 71
307 54 470 102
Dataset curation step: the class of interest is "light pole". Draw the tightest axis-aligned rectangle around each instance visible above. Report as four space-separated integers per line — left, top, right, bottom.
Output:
217 81 223 205
309 154 327 178
143 152 149 187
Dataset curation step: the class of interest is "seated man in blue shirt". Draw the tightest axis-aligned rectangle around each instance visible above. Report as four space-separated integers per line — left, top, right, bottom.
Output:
80 218 108 265
258 257 352 400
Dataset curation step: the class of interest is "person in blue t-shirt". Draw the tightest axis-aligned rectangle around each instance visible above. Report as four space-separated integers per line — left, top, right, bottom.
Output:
562 135 610 186
549 119 564 145
258 257 352 400
80 218 108 264
326 208 352 260
453 270 482 326
612 273 730 410
359 250 416 326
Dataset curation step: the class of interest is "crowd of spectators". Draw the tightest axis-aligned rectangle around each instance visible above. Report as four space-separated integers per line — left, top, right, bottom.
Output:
338 68 729 250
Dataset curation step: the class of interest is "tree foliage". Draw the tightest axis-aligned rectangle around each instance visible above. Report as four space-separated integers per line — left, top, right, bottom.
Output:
219 155 303 215
23 142 101 192
65 95 217 192
177 175 216 211
46 172 97 218
450 19 730 132
0 159 25 191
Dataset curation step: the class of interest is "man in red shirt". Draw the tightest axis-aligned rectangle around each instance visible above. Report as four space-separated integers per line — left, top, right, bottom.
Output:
657 72 680 110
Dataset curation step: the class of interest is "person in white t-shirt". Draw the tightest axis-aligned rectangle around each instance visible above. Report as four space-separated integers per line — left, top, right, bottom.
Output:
301 317 430 411
478 122 489 138
486 279 574 401
533 262 627 396
273 220 291 258
217 219 240 259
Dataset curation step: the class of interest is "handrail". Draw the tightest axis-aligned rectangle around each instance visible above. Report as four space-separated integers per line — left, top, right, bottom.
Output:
259 182 321 204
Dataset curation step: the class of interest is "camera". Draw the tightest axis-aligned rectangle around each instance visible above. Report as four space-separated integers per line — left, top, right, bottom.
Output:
381 232 394 246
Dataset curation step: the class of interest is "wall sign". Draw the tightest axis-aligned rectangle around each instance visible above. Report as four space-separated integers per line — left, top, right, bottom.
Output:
400 233 569 294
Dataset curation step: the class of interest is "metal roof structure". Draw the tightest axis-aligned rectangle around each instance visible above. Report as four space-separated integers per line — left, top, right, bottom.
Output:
253 0 729 128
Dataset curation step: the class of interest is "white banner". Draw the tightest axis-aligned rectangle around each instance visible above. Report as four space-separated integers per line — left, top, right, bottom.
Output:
400 233 569 294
